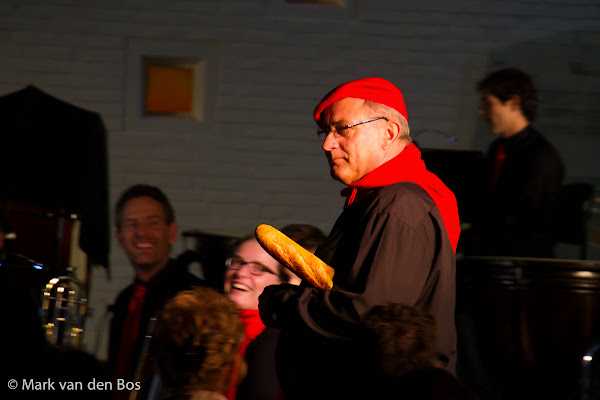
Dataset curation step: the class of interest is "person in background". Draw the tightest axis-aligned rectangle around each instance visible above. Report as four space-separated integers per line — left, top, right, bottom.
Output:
473 67 564 257
108 184 207 393
280 223 327 284
259 77 460 400
223 235 290 400
151 287 244 400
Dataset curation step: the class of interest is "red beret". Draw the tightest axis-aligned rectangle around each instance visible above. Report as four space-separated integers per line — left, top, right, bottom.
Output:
313 77 408 123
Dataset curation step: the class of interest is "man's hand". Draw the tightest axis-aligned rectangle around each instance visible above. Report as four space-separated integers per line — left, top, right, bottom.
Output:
258 283 303 329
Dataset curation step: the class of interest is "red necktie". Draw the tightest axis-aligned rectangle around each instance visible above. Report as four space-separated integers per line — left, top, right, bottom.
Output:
115 283 147 378
490 143 506 191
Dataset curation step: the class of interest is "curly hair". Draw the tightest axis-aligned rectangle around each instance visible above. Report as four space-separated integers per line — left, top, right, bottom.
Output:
363 303 437 377
152 287 244 394
477 67 538 122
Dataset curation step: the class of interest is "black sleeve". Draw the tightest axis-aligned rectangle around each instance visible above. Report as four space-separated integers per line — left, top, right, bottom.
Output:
289 207 437 339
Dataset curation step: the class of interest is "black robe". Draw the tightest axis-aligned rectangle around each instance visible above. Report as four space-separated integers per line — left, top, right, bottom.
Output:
274 183 456 400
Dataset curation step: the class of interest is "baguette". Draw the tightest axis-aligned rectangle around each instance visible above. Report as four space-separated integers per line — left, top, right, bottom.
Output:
255 224 334 289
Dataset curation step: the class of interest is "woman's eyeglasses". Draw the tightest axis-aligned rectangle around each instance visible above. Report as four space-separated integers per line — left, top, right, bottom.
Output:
225 256 277 276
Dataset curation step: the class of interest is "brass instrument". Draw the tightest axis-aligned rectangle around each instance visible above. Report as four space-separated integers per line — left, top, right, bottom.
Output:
41 272 88 348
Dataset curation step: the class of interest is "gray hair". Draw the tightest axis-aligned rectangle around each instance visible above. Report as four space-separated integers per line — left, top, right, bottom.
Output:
364 100 411 141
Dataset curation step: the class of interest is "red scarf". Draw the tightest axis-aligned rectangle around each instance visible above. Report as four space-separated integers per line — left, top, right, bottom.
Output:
345 143 460 253
238 309 266 356
226 309 266 400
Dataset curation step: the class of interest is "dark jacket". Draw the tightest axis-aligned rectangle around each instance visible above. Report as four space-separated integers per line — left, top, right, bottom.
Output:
274 183 456 400
477 125 564 257
108 258 206 379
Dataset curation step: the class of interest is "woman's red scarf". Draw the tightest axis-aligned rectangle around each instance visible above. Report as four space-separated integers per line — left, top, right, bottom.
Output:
345 143 460 253
226 309 266 400
238 309 265 356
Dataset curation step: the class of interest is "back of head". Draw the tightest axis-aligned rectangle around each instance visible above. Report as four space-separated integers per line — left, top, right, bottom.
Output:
477 67 538 122
152 287 244 395
115 184 175 229
280 224 327 252
363 303 437 377
276 224 328 284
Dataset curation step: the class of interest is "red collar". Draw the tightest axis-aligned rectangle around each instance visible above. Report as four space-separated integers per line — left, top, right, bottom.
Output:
345 143 460 253
238 309 265 352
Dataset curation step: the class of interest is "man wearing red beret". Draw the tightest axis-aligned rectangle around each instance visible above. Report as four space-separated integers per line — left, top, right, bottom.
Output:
259 77 460 399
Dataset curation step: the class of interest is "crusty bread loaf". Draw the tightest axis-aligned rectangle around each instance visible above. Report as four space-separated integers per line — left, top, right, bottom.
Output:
255 224 334 290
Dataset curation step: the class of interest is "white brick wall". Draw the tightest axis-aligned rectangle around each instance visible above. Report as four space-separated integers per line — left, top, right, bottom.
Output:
2 0 599 359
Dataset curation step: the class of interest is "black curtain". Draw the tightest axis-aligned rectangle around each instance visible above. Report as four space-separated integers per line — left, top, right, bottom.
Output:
1 85 109 268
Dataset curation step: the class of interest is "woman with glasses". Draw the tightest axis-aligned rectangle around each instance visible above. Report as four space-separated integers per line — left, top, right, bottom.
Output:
223 235 290 400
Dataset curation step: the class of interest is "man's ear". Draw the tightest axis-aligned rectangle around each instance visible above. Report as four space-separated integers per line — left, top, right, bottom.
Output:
384 119 401 145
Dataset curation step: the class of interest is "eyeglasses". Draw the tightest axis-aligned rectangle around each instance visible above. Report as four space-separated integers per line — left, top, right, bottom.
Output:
225 256 277 276
316 116 388 143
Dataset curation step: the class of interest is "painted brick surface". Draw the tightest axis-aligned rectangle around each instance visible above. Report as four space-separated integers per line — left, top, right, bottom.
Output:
2 0 599 359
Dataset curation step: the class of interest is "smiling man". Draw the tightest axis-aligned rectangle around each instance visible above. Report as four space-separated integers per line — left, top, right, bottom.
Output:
259 77 461 399
108 184 206 386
